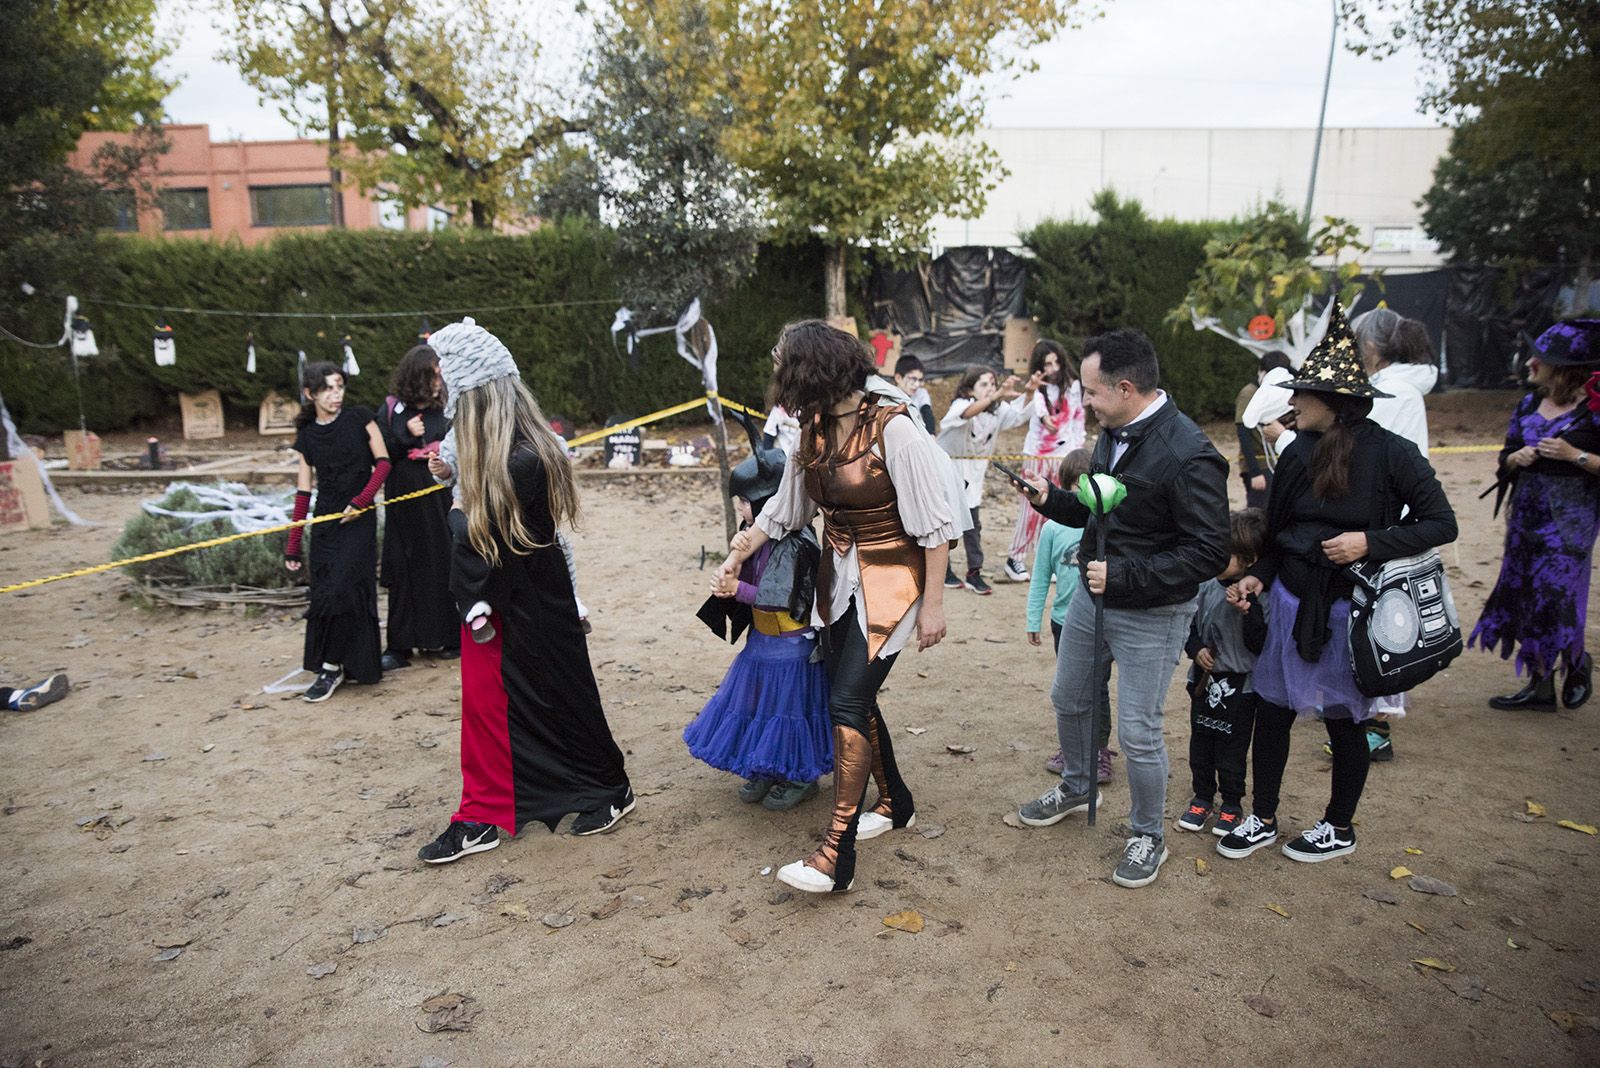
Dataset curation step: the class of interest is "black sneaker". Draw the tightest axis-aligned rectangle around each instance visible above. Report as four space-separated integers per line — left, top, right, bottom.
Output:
417 820 500 864
944 566 964 590
964 570 993 595
1213 803 1244 838
12 674 69 712
380 651 411 672
1215 813 1278 859
571 787 635 836
302 668 344 703
1002 557 1030 582
1176 797 1212 833
1282 820 1356 863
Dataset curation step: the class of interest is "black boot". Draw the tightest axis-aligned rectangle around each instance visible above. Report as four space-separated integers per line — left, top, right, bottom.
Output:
1489 674 1557 711
1563 652 1593 710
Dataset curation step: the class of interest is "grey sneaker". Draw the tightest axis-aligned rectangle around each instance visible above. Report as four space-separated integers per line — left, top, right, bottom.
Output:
761 780 819 811
737 777 778 804
1112 833 1169 888
1018 784 1103 827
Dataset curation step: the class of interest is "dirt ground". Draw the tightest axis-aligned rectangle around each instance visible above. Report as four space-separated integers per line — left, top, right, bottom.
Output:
1 390 1597 1068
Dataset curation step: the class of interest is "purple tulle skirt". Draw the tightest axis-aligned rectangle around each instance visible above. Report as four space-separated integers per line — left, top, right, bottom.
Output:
684 628 833 783
1252 581 1397 722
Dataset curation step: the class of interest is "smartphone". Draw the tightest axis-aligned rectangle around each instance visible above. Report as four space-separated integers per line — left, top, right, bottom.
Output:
989 459 1035 493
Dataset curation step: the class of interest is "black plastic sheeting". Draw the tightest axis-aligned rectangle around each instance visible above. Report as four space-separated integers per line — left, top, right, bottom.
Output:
1323 265 1575 389
868 247 1026 375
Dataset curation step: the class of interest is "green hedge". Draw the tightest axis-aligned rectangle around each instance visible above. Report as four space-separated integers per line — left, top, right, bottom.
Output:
1023 191 1253 423
1 225 824 434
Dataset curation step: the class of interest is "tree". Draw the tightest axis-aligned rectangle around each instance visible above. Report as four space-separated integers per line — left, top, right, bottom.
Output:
1339 1 1599 173
1 0 169 323
221 0 589 229
1420 120 1600 310
717 0 1080 318
1171 199 1372 345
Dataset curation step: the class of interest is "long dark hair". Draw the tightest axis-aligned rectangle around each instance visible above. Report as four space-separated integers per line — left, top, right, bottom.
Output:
954 363 994 399
771 319 875 466
295 361 345 429
1310 393 1375 499
391 344 443 410
1029 339 1079 387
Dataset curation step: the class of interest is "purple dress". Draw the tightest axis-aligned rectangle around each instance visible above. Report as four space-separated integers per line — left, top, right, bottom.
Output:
1469 394 1600 677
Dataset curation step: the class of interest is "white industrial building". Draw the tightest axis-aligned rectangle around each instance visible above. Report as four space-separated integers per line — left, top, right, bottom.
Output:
931 126 1453 271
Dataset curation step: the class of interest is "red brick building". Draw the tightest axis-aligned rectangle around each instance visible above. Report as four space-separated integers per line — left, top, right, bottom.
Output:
72 124 446 243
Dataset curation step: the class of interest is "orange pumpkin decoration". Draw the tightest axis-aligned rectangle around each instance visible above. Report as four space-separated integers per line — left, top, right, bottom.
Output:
1248 314 1276 341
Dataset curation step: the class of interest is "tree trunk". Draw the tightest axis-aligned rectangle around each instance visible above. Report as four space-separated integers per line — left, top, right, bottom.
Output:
824 241 847 320
471 200 491 230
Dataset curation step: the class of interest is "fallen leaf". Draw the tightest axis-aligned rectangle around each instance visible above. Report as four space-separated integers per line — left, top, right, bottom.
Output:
1362 888 1400 905
1244 994 1280 1018
1263 903 1290 919
590 896 623 921
1412 958 1456 972
1404 847 1424 855
1436 972 1486 1002
882 909 924 934
499 903 531 921
540 912 574 929
1389 866 1413 879
351 923 387 944
945 744 975 755
1408 875 1458 897
1547 1010 1600 1035
785 1057 815 1068
905 727 927 736
1001 811 1024 829
201 743 215 753
918 822 946 840
1557 820 1597 836
418 992 480 1033
432 913 464 928
152 936 192 949
1407 921 1428 935
1004 961 1018 972
152 947 182 962
1525 800 1547 817
599 866 632 881
306 962 336 979
1195 857 1209 876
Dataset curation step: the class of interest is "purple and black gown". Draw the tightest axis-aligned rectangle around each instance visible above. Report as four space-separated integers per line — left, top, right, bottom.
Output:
1470 393 1600 677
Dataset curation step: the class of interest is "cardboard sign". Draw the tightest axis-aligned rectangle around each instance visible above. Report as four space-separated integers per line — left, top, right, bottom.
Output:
603 427 642 469
258 392 298 436
63 429 102 471
1003 317 1040 376
180 389 225 440
0 458 50 533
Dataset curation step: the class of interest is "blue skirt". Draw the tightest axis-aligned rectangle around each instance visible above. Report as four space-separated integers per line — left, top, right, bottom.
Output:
684 629 833 783
1253 581 1397 722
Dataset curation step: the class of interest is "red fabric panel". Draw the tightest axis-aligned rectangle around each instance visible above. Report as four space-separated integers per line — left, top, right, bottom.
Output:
452 618 517 833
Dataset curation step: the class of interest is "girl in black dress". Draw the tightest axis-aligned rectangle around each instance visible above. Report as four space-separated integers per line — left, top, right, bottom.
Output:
378 345 458 669
284 362 391 702
416 318 633 865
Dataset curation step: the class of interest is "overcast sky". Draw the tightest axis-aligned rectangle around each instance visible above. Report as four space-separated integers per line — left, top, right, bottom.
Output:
159 0 1437 141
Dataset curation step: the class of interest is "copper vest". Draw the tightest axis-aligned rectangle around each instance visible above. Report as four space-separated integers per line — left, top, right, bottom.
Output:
803 401 925 661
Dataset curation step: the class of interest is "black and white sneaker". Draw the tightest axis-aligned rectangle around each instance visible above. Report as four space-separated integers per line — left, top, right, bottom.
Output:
1176 797 1212 833
417 821 500 864
944 566 964 590
302 667 344 703
1002 557 1031 583
571 787 635 836
12 674 69 712
964 570 994 595
1282 820 1356 863
1215 813 1278 859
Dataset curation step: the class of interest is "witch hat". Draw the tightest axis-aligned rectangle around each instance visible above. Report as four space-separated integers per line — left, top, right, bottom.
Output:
1281 299 1391 399
727 409 786 508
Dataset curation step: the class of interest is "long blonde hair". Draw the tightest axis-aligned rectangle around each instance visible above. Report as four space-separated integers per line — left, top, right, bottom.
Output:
453 375 580 568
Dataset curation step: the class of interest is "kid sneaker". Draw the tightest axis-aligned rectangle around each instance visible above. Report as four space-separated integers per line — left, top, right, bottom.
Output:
1213 803 1244 838
944 566 964 590
1215 813 1278 859
737 777 778 804
761 780 819 811
1043 749 1065 775
1282 820 1356 863
1112 833 1169 888
1097 747 1117 784
1176 797 1212 833
1003 557 1030 582
964 570 994 595
417 821 500 864
302 667 344 703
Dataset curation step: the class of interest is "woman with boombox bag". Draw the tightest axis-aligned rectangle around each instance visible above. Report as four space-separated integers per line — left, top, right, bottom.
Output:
1221 303 1457 865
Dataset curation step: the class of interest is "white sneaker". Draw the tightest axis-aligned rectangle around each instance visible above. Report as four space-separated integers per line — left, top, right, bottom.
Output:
1003 557 1031 582
856 810 915 841
776 859 851 893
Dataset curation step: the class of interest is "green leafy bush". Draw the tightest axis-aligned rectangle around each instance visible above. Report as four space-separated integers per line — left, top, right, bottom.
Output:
111 485 300 588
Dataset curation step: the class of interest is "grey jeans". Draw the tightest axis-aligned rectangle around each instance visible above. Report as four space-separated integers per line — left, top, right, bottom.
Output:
1051 582 1198 837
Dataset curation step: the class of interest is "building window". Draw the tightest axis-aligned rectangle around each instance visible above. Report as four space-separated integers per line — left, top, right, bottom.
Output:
249 184 333 227
105 190 138 232
1371 226 1421 254
427 206 453 231
162 188 212 231
376 197 408 231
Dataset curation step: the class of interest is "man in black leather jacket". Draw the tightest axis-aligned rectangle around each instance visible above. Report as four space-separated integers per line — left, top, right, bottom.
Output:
1013 328 1230 889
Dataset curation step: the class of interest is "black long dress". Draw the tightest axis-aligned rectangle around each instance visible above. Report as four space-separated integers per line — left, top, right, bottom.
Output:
450 440 629 833
294 406 383 684
378 402 458 655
